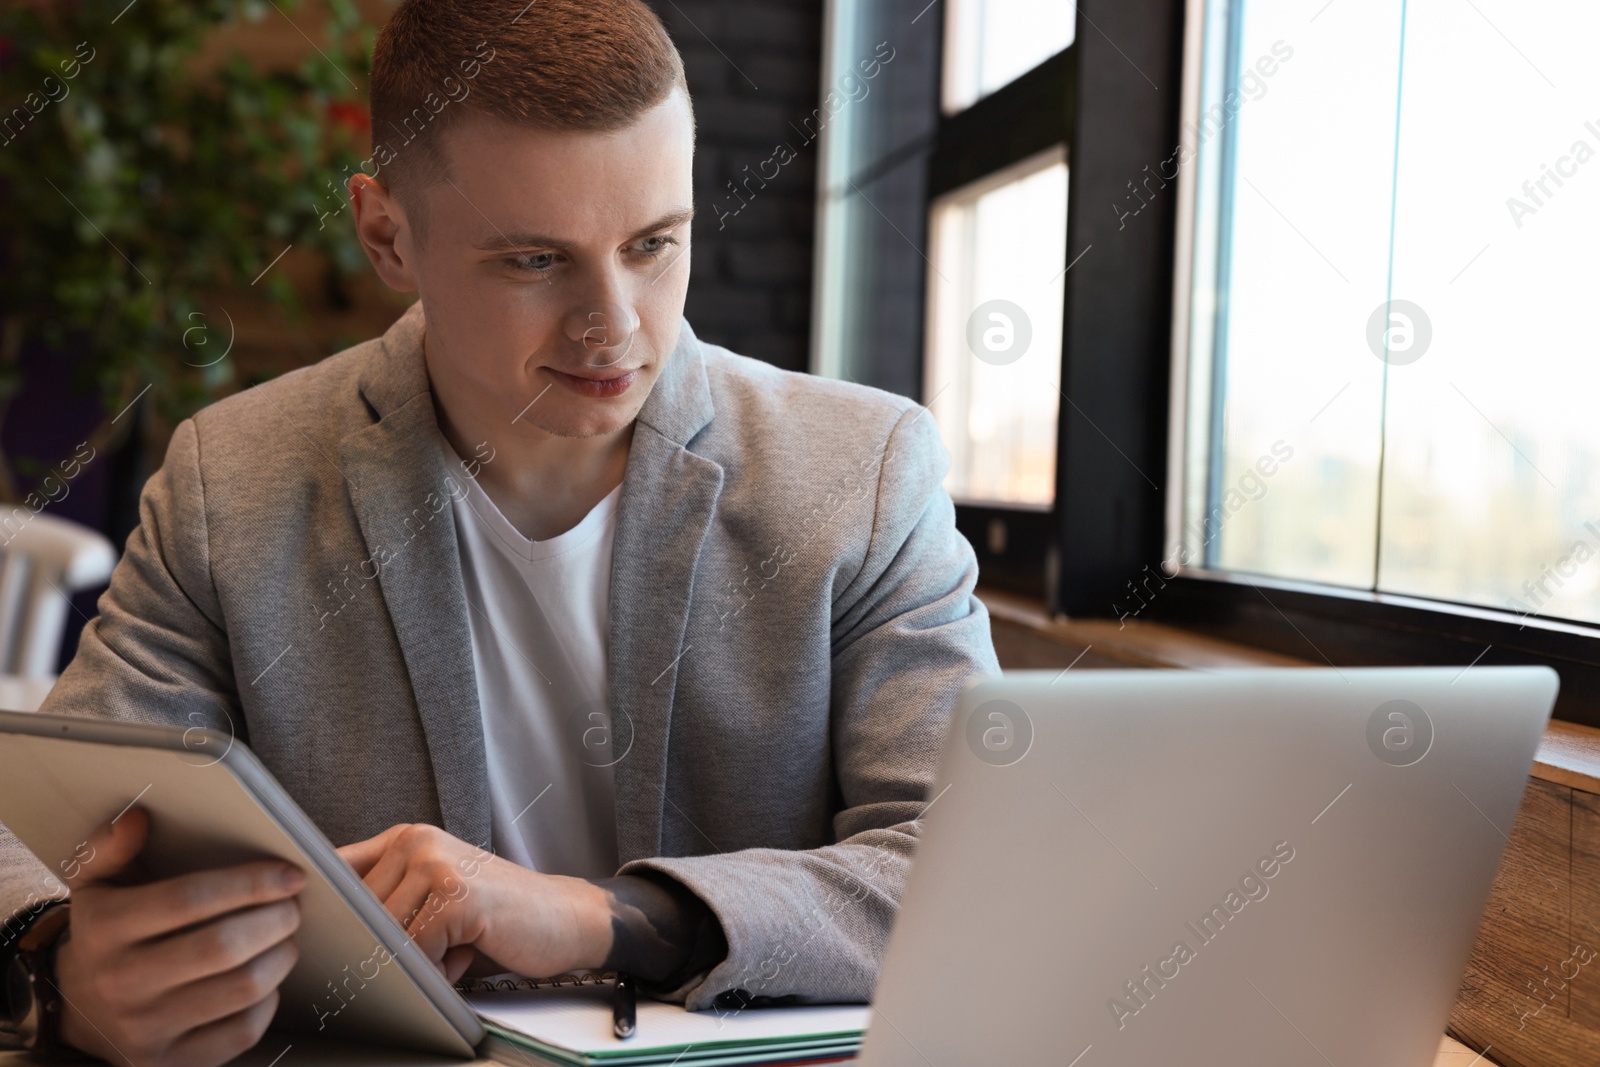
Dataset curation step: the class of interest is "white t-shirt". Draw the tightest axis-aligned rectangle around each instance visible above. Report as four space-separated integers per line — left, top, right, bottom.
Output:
441 437 621 881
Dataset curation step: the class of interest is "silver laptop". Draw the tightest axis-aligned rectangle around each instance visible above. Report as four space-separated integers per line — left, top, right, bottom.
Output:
860 666 1557 1067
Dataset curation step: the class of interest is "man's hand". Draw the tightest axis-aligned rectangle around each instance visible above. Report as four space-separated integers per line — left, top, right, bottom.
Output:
336 823 613 982
52 806 306 1067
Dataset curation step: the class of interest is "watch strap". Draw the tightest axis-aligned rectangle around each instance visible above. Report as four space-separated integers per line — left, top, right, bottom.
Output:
16 901 73 1059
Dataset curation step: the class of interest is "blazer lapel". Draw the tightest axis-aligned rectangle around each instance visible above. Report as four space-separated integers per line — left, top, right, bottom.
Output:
334 304 720 867
608 322 722 865
338 303 491 849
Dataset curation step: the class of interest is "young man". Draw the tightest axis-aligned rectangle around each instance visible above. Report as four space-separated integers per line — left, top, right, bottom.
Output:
0 2 997 1064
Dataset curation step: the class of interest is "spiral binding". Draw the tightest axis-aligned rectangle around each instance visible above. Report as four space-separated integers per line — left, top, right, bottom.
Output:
453 969 618 993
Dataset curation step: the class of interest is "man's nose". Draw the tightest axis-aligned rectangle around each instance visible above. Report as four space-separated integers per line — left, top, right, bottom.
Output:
565 300 640 362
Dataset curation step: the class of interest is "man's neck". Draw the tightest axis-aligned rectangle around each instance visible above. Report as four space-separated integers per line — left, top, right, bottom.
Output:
436 397 633 542
420 320 633 545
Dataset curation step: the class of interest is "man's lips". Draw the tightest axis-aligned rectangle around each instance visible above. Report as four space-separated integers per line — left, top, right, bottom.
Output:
550 365 639 382
545 365 640 398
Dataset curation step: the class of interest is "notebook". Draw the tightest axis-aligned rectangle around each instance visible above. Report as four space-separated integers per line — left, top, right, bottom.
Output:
456 975 867 1067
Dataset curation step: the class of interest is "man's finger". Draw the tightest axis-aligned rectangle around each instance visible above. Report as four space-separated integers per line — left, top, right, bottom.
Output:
378 864 439 940
124 898 303 1001
396 870 478 977
337 823 408 876
63 805 150 891
443 944 475 984
356 828 429 909
406 895 455 970
98 860 306 944
140 932 299 1038
162 985 282 1067
403 883 469 981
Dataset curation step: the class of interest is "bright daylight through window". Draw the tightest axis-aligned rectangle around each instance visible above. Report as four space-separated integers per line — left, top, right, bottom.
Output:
925 148 1067 508
1173 0 1600 628
923 0 1073 509
941 0 1076 113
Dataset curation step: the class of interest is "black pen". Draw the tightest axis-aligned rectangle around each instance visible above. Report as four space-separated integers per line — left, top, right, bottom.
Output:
613 971 637 1040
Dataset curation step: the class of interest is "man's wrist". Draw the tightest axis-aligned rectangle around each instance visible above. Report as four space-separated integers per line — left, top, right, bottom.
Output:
552 874 617 972
0 899 73 1056
591 871 728 990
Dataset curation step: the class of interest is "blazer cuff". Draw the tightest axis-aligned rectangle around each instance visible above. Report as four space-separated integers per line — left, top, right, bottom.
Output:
618 867 730 998
617 849 885 1012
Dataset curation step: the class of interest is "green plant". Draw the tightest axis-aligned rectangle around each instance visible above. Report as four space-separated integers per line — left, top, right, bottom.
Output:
0 0 380 500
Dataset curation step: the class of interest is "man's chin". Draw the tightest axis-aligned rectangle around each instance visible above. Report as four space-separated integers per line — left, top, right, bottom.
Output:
518 407 642 440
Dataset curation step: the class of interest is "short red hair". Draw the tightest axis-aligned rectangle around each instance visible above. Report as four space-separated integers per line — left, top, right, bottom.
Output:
369 0 692 241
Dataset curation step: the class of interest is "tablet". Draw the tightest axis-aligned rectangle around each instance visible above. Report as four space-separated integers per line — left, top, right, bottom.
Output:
0 710 484 1059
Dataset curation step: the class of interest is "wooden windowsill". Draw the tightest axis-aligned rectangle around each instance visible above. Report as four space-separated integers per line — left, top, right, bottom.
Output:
978 586 1312 670
976 586 1600 796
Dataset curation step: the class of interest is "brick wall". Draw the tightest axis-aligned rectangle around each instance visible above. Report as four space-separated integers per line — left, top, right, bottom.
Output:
646 0 826 374
210 0 829 380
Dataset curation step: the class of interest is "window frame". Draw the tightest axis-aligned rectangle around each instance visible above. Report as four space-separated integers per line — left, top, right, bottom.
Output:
1154 0 1600 727
813 0 1600 728
1048 0 1187 621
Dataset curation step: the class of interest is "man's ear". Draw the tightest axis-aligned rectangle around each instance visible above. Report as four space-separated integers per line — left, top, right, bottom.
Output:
349 173 420 293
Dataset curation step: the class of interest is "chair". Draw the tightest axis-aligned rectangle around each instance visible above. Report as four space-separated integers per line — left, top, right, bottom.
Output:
0 509 116 703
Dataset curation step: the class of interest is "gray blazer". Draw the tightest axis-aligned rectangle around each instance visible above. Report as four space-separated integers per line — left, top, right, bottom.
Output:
0 301 999 1009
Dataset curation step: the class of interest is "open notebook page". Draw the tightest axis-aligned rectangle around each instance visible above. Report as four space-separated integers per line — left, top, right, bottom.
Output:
465 985 868 1058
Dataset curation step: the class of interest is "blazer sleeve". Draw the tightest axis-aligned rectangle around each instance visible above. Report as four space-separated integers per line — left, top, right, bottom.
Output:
0 419 241 934
617 404 1001 1010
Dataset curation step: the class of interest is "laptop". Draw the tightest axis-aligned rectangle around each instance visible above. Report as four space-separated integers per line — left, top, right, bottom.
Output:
858 666 1558 1067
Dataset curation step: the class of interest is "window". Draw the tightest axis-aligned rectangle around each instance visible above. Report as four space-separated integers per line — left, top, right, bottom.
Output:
941 0 1076 113
812 0 1073 588
1172 0 1600 628
925 146 1066 507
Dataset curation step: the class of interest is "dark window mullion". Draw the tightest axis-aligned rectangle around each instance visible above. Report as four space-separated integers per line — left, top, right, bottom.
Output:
929 49 1073 199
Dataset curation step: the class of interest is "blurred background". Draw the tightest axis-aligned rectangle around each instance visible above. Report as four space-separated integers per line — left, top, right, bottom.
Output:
0 0 857 668
4 0 1598 711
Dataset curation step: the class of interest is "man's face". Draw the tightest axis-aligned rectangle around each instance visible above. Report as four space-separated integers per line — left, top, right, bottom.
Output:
378 90 695 440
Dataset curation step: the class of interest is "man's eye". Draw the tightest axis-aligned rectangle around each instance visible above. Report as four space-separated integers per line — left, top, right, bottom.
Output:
508 252 557 273
637 235 676 256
